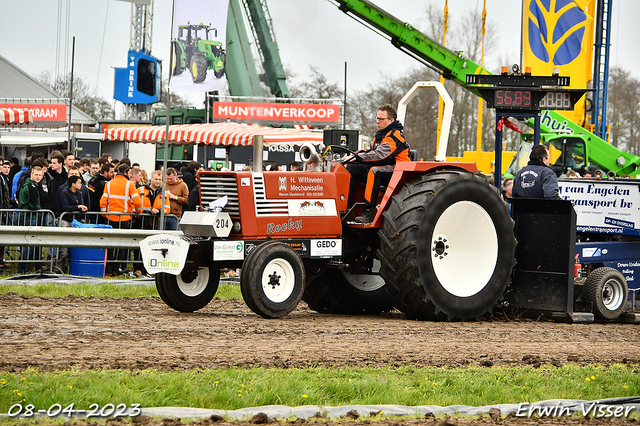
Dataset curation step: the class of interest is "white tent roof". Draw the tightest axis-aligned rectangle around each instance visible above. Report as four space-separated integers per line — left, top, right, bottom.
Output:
103 122 325 147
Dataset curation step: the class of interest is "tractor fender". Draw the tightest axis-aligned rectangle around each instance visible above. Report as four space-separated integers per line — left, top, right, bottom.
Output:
371 162 479 227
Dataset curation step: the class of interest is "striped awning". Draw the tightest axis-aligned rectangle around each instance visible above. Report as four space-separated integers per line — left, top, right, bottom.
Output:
0 108 34 125
103 122 324 147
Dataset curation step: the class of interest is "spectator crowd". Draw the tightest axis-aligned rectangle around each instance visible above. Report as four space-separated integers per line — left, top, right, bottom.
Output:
0 151 204 276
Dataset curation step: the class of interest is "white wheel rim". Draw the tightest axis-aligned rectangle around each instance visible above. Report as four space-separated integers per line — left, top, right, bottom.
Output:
602 278 625 310
431 201 498 297
177 267 210 297
343 260 385 292
261 258 296 303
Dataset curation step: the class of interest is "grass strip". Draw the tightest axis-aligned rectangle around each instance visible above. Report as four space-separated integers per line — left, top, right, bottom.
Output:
0 283 242 299
1 365 638 415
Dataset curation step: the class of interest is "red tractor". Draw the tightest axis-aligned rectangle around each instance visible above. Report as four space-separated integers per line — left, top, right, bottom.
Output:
141 82 516 320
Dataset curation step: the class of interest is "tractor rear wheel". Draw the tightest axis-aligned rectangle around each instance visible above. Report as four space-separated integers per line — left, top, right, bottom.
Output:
302 265 393 314
190 53 208 83
240 241 305 318
378 170 515 320
582 267 628 320
156 265 220 312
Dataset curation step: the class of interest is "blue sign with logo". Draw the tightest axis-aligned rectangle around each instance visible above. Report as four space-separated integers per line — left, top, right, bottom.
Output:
527 0 587 66
114 50 162 104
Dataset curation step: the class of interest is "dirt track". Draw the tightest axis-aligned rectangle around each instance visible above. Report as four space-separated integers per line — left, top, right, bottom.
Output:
1 293 639 372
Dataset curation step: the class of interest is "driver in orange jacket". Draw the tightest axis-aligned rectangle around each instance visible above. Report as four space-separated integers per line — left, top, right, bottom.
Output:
345 104 410 224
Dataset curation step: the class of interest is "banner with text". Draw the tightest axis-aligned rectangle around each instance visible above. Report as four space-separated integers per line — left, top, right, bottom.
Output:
523 0 596 127
0 104 67 126
212 102 340 125
558 179 640 236
170 0 229 93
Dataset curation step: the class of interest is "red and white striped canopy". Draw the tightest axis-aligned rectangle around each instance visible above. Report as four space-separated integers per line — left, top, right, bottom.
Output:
104 122 324 147
0 108 34 125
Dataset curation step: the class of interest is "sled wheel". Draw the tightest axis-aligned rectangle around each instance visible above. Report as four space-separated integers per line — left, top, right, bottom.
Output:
156 265 220 312
378 170 516 320
240 241 305 318
172 42 184 76
302 263 393 314
583 267 628 320
190 53 208 83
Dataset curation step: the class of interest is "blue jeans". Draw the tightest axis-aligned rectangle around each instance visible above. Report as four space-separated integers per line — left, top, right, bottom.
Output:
164 215 179 230
19 214 43 273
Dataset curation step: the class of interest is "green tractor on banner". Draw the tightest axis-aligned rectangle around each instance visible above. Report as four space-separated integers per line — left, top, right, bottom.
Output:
173 23 226 83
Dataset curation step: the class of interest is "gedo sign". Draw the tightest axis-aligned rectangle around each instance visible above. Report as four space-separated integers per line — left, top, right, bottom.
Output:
212 101 339 125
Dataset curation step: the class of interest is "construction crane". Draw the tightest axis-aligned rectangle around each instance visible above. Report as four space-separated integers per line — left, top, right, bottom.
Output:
113 0 162 120
591 0 612 141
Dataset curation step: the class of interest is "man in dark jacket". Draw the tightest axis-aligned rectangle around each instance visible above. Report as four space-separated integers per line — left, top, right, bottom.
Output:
181 161 201 192
512 144 560 199
60 175 88 223
345 104 411 223
88 163 115 215
45 154 67 214
8 157 22 184
0 160 11 210
56 166 91 217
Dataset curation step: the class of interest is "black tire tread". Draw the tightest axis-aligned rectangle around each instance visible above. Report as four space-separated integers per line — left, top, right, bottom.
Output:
240 241 305 318
378 170 515 320
582 267 628 320
302 269 393 315
191 53 208 83
156 266 220 312
173 42 184 76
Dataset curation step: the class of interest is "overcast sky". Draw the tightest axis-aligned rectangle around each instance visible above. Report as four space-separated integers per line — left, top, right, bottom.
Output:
1 0 639 114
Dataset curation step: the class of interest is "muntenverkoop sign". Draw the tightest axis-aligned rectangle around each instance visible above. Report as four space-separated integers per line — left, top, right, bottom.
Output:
212 101 340 125
558 179 640 236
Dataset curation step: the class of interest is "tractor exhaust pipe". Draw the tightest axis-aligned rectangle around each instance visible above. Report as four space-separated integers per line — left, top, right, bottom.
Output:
253 134 263 171
300 142 322 171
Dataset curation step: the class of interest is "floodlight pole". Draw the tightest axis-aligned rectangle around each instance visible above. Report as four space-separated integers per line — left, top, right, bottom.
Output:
159 1 175 230
67 36 75 152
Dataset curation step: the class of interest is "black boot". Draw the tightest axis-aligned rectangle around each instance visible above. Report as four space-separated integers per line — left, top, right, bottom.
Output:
354 207 375 224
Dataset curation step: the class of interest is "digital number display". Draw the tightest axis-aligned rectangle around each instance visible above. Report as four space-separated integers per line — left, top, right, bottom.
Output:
539 92 572 110
494 90 532 109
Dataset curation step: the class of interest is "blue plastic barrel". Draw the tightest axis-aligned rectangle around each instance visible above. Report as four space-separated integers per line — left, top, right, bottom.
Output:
69 248 107 277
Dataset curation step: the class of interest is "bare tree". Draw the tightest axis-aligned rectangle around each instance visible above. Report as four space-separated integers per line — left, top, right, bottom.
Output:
36 71 114 120
608 66 640 155
161 78 194 109
288 66 344 101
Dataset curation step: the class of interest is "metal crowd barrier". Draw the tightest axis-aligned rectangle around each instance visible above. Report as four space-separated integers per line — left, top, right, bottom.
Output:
0 209 181 275
0 208 57 273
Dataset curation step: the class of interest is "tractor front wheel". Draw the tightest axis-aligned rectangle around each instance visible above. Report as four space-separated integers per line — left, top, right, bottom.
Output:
214 51 226 79
240 242 305 318
190 53 208 83
156 265 220 312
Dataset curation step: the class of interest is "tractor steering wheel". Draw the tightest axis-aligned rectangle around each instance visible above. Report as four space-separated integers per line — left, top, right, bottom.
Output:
326 145 363 164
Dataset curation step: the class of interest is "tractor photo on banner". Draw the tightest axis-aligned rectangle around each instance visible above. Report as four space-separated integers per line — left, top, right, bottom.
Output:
170 0 229 92
523 0 596 127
